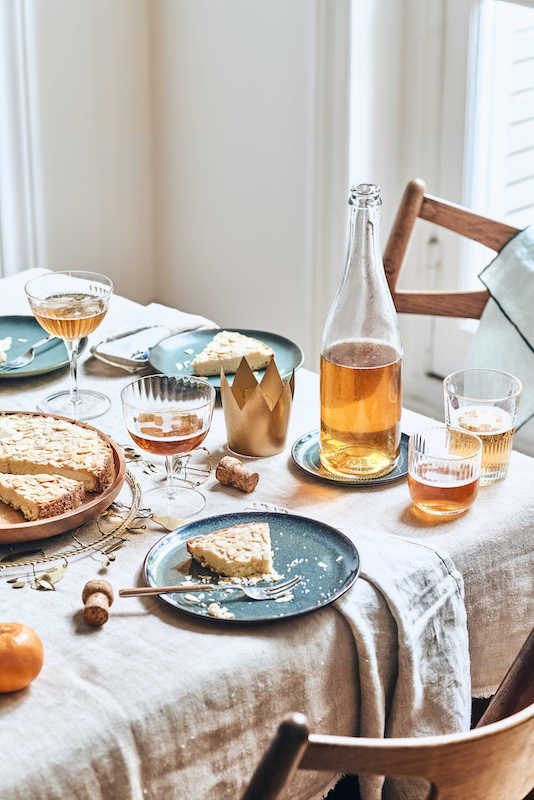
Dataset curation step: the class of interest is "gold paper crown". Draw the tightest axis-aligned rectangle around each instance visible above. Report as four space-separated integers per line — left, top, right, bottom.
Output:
220 358 295 457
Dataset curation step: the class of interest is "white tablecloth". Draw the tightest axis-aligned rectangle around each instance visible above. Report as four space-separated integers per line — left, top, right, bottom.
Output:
0 271 533 800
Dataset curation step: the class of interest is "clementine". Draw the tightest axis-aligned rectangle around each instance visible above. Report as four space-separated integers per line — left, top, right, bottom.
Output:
0 622 44 693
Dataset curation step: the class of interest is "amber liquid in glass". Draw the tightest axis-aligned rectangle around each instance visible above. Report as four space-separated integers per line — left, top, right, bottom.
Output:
128 412 207 455
33 292 108 339
320 339 401 478
408 467 479 516
450 406 514 484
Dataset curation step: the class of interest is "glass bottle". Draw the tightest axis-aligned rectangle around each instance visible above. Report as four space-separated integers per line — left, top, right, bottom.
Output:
320 183 402 478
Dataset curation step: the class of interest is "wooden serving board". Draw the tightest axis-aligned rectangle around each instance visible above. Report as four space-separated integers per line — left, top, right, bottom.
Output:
0 411 126 544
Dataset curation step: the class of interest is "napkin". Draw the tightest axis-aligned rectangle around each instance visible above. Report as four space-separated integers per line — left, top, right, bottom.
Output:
91 302 216 371
467 226 534 428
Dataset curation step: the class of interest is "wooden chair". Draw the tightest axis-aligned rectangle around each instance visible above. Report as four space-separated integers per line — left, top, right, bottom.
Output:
476 626 534 800
384 179 520 318
242 626 534 800
476 626 534 730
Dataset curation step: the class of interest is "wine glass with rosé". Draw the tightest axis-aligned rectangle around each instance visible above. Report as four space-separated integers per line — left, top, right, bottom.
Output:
25 271 113 420
121 374 216 520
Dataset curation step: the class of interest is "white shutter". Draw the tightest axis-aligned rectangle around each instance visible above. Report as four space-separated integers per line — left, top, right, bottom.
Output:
501 3 534 227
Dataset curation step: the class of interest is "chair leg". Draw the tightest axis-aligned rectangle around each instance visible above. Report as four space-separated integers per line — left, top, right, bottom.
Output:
241 713 310 800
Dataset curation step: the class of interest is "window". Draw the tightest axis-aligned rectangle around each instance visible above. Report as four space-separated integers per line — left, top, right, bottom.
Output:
0 1 42 277
490 1 534 230
431 0 534 379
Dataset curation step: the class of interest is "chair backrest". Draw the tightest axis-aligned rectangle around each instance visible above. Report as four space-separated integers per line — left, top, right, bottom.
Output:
242 705 534 800
242 626 534 800
384 179 520 319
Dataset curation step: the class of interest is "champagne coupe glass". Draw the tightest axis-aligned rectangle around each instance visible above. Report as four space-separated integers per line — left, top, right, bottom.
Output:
121 374 216 520
25 271 113 420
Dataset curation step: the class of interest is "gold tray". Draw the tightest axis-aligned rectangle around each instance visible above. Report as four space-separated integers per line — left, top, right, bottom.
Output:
0 411 126 544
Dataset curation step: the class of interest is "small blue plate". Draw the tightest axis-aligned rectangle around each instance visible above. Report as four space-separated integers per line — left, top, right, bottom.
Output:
292 430 409 486
144 511 360 624
148 328 303 388
0 315 87 378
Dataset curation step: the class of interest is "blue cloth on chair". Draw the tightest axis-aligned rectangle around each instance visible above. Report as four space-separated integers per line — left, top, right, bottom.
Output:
467 226 534 429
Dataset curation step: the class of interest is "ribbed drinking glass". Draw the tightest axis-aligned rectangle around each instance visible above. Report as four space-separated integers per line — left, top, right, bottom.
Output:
444 369 521 485
408 426 482 517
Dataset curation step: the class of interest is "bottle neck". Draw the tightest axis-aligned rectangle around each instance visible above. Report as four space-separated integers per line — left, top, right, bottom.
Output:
346 202 381 282
321 185 402 359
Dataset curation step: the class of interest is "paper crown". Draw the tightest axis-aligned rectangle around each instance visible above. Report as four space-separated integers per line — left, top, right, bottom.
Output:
220 357 295 457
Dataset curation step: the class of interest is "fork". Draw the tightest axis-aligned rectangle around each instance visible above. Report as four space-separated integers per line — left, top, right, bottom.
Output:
119 575 302 601
0 335 57 371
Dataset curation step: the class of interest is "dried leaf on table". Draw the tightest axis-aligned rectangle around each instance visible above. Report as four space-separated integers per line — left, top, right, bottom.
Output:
31 564 66 590
152 515 186 532
32 578 56 591
42 565 66 585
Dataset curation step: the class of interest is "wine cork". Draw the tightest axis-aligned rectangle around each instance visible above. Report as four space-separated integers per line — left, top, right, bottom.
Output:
216 456 259 493
82 579 114 626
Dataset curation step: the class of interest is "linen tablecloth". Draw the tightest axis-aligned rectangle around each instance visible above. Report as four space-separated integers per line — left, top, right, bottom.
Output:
1 271 533 800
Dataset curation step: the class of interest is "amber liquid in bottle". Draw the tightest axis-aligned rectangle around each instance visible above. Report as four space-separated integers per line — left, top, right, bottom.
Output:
33 292 108 339
320 339 401 478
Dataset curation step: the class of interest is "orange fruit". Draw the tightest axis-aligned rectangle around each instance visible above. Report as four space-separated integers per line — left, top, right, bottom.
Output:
0 622 44 693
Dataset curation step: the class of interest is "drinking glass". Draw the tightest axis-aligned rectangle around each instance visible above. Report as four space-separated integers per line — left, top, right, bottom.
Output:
25 271 113 420
443 369 521 485
121 374 216 519
408 427 482 517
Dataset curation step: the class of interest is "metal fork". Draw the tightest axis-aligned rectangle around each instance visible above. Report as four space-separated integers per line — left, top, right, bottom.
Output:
0 335 57 371
119 575 302 601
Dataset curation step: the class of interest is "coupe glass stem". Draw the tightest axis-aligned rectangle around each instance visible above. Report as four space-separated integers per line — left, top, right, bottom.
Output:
165 455 177 500
64 339 81 407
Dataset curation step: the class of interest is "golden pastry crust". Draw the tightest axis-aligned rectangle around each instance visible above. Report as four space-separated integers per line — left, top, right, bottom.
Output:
187 521 274 578
192 330 274 376
0 414 114 492
0 472 85 521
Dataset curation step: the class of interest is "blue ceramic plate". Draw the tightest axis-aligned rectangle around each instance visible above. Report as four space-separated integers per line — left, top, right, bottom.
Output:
0 316 87 378
292 430 409 486
144 511 360 624
148 328 303 388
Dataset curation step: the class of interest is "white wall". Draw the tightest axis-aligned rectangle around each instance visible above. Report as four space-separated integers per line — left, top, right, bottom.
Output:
28 0 154 301
350 0 403 236
6 0 452 386
151 0 342 364
6 0 350 365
